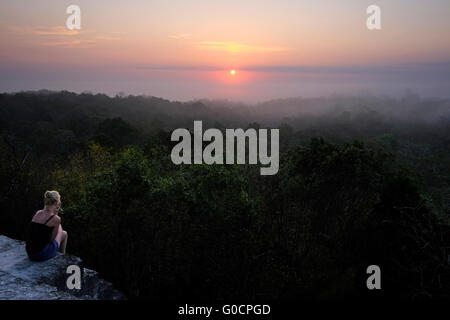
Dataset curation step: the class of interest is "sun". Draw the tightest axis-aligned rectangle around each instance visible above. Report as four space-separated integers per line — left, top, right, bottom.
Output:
229 69 236 76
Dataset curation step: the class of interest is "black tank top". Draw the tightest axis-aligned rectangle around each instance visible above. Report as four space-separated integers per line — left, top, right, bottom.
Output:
25 215 55 255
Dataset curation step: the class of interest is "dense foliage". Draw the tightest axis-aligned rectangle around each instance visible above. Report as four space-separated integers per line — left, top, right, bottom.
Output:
0 91 449 299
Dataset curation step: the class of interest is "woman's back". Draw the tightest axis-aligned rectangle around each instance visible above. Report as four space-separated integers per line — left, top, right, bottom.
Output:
25 212 55 255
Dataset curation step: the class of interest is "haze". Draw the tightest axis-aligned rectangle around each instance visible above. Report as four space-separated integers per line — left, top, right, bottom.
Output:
0 0 449 102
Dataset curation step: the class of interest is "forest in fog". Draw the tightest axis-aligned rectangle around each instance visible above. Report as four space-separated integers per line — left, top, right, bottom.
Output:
0 90 449 299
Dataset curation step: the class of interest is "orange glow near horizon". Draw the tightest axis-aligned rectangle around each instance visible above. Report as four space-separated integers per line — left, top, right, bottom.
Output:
1 1 449 101
200 69 254 85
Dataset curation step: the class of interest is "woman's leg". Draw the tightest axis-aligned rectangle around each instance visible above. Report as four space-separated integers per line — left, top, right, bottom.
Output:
59 230 68 254
54 225 63 245
55 225 68 254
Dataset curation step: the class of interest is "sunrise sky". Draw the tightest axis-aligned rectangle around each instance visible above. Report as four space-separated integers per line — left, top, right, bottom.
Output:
1 0 449 102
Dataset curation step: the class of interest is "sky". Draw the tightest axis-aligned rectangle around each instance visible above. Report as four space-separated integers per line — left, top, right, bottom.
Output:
0 0 449 102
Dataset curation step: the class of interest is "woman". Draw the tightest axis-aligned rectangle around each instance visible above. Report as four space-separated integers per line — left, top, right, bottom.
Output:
25 190 68 262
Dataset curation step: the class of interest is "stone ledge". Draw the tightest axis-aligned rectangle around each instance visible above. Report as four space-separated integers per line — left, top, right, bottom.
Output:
0 235 125 300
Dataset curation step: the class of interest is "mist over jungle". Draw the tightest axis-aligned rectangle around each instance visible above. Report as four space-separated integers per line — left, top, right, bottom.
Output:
0 90 449 299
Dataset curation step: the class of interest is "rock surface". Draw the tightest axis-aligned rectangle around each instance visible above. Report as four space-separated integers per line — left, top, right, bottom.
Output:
0 235 125 300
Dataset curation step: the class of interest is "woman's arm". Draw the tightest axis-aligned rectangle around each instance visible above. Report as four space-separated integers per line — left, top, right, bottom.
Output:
49 215 62 242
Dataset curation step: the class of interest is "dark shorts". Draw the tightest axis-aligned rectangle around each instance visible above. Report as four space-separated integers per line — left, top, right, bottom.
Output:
28 240 59 262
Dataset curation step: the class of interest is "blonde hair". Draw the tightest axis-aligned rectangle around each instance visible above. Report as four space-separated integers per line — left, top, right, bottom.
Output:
44 190 60 206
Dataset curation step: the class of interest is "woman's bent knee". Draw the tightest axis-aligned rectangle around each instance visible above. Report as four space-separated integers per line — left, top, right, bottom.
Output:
55 228 63 245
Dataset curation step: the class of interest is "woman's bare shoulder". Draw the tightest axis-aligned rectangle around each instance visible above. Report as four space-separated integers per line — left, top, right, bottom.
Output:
47 215 61 227
31 210 43 222
31 210 60 225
